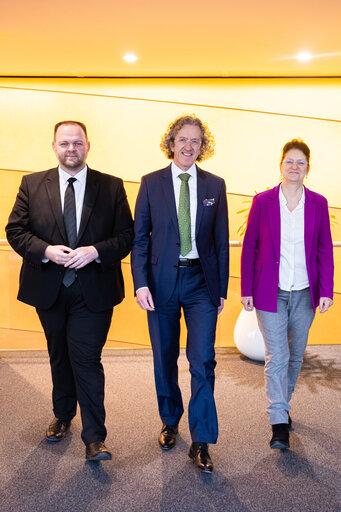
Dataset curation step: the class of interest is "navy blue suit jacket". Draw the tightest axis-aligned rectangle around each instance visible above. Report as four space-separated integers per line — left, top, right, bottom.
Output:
131 165 229 307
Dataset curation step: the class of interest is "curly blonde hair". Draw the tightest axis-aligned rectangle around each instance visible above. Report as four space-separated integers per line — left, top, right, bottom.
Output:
160 115 215 162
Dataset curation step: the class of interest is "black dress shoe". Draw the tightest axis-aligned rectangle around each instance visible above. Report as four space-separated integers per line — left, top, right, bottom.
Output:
86 442 112 461
189 442 213 473
270 423 289 449
288 412 292 429
46 417 71 442
159 424 178 450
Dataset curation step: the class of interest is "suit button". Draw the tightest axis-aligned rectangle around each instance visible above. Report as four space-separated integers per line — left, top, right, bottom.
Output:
173 265 178 269
176 242 180 246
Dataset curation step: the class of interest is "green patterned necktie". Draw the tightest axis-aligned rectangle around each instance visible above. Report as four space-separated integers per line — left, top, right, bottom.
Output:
178 172 192 256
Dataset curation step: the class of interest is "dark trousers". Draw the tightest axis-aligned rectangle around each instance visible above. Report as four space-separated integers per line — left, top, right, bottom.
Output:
37 279 113 445
147 265 219 444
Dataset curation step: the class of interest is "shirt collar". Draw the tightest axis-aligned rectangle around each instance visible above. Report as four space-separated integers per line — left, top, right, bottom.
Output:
58 165 87 185
171 161 196 179
279 184 305 207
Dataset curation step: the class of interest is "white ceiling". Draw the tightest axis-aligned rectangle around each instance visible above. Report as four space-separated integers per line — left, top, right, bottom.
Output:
2 0 341 77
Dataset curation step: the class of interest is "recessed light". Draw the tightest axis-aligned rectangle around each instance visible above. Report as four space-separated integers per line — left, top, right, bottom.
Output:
123 54 138 63
296 51 312 62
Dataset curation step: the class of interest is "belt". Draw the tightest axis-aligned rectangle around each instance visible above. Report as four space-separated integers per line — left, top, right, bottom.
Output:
178 258 201 267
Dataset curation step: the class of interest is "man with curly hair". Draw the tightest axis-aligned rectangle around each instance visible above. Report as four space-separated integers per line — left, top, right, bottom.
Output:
131 115 229 472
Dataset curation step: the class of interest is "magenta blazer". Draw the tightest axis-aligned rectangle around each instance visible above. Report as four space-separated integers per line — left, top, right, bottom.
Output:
241 185 334 312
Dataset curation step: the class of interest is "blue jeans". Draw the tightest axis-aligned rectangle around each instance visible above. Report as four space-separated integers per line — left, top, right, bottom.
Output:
256 288 315 425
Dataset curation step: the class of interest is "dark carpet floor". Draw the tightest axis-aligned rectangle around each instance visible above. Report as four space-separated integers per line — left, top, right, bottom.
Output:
0 346 340 512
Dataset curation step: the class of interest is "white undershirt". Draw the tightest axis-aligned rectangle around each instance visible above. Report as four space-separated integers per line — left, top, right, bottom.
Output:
279 185 309 291
171 162 199 259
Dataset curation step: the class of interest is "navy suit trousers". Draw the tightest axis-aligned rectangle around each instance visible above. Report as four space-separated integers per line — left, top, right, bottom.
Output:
147 264 218 444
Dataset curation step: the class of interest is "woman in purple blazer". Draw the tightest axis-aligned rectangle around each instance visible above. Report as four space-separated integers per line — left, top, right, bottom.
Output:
241 139 334 450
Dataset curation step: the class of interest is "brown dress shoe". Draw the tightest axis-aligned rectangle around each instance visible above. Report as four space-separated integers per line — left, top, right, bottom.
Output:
46 417 71 442
86 442 112 461
189 442 213 473
159 424 178 450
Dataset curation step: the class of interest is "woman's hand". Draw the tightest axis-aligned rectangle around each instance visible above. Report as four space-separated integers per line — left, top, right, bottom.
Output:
241 296 254 311
319 297 333 313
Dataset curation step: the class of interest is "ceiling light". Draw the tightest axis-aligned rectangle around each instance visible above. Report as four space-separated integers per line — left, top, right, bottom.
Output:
123 54 138 63
296 51 312 62
274 50 341 62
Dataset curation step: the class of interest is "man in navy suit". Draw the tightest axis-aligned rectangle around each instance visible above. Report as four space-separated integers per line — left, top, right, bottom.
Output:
131 115 229 472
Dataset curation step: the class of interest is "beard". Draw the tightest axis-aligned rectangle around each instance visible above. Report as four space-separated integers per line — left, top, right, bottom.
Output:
60 153 85 170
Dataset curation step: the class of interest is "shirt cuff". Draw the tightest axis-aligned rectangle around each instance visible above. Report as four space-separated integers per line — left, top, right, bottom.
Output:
136 286 149 294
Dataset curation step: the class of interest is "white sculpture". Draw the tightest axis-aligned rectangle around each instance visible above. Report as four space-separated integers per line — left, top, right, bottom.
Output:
234 308 265 362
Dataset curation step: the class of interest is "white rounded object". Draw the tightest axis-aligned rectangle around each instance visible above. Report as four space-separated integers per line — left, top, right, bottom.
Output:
233 308 265 362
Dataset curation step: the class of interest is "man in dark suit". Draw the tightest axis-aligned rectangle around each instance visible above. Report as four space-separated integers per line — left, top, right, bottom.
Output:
6 121 134 461
131 115 229 472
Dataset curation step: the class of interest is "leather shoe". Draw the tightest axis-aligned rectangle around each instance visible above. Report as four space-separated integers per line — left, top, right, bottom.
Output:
189 442 213 473
288 412 292 429
86 442 112 461
159 424 178 450
46 417 70 442
270 423 289 449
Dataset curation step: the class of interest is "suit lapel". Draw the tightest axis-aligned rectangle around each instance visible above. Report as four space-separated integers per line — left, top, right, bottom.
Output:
161 165 179 236
195 166 208 235
45 168 67 242
77 168 99 243
267 185 281 261
304 186 316 259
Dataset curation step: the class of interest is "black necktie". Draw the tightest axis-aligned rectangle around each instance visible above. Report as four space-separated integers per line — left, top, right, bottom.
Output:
62 177 77 287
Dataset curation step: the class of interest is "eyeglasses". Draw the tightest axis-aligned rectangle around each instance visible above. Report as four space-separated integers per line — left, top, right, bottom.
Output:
175 137 202 147
283 158 307 167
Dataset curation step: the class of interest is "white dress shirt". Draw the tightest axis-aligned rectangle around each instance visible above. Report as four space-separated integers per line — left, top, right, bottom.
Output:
279 185 309 291
171 162 199 259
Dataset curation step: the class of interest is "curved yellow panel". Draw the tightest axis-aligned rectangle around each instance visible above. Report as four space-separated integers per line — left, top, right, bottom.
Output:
0 77 340 349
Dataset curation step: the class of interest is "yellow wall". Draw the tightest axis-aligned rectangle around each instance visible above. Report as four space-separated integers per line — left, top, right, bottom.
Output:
0 77 340 349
